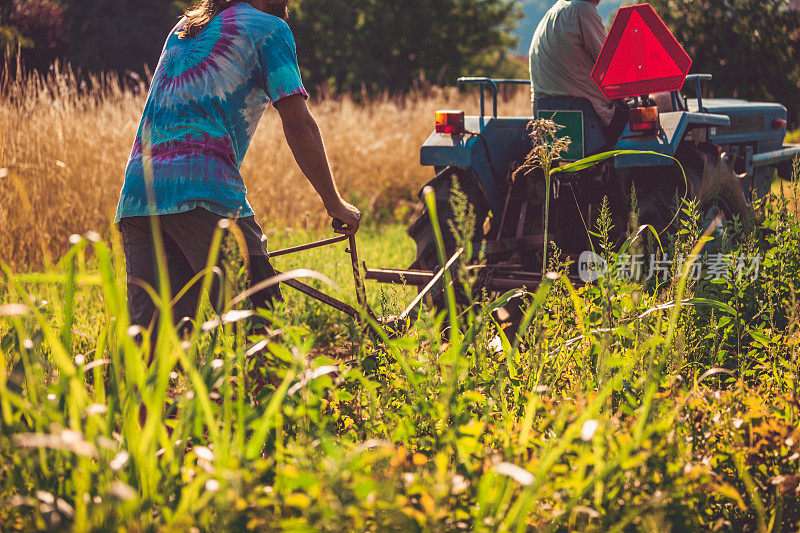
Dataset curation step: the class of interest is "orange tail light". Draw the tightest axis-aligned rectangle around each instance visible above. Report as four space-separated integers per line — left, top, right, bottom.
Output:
628 106 661 133
435 110 465 135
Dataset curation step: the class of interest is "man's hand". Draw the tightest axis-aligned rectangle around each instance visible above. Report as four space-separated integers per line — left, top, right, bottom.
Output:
274 94 362 235
328 199 361 235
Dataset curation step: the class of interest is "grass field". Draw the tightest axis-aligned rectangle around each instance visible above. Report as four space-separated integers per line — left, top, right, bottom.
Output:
0 65 531 271
2 67 800 530
3 192 800 530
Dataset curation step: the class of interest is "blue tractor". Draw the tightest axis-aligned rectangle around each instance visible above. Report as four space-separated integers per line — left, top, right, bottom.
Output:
278 5 799 324
362 3 800 305
282 73 798 323
370 72 799 293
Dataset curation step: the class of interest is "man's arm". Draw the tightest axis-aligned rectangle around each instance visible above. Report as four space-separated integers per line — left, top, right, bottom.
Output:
273 94 361 235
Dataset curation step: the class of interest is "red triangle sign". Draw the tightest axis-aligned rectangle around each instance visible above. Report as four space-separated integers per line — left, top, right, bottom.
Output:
592 3 692 99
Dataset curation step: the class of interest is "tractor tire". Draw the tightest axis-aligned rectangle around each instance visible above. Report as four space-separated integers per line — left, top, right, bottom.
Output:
408 167 489 271
407 167 489 312
625 164 686 235
620 143 750 252
693 148 751 250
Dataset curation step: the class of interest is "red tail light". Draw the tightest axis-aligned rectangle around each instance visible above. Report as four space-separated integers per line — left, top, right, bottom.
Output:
435 110 465 135
773 118 787 130
628 106 661 133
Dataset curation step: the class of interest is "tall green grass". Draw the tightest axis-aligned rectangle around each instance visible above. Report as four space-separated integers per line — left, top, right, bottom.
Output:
2 167 800 530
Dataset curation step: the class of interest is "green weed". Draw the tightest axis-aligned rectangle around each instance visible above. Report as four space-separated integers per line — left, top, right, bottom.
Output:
1 196 800 530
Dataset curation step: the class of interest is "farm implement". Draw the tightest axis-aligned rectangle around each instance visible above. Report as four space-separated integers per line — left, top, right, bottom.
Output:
270 3 800 328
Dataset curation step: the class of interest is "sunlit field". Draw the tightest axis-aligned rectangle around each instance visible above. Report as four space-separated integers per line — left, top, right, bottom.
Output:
0 65 531 270
1 66 800 530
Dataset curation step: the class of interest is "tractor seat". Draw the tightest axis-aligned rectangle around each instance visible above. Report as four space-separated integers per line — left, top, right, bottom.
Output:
533 97 608 159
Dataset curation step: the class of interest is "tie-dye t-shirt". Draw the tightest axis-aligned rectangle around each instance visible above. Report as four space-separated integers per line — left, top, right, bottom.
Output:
115 3 307 222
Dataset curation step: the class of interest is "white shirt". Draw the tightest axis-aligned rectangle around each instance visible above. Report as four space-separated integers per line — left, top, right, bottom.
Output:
529 0 615 125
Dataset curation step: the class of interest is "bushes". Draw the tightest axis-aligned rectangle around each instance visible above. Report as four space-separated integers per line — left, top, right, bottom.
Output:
0 0 67 72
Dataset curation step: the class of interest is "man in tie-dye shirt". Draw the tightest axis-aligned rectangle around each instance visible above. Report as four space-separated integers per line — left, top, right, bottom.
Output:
117 0 361 336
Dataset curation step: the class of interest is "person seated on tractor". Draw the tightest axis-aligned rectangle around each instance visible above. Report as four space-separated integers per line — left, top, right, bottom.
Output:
529 0 628 146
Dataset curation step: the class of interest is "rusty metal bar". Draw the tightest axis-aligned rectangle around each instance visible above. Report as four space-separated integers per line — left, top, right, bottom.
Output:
269 235 348 258
399 248 463 321
367 265 538 287
365 268 436 285
346 235 378 320
516 201 529 239
484 235 544 256
275 271 360 318
367 265 582 291
482 273 584 290
485 276 545 291
495 182 514 242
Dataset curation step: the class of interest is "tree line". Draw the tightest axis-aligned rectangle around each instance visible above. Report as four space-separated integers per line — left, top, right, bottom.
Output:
0 0 522 92
1 0 799 125
645 0 800 126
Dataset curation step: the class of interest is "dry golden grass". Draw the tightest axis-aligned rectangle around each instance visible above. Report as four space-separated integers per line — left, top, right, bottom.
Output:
0 65 532 270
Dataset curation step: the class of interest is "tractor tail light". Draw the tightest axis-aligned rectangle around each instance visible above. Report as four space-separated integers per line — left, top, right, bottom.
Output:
628 106 661 134
773 118 787 130
435 110 465 135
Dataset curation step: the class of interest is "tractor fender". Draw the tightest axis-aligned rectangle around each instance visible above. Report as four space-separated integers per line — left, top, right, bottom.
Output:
614 111 730 169
420 116 532 214
414 166 490 208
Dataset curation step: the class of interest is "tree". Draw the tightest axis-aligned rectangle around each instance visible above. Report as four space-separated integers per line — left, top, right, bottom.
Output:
644 0 800 126
62 0 184 74
1 0 67 72
5 0 523 94
289 0 523 94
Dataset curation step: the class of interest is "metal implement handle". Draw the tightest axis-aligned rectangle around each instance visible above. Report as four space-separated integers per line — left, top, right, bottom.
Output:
266 219 377 326
347 236 374 317
269 235 348 258
332 218 377 320
457 77 531 118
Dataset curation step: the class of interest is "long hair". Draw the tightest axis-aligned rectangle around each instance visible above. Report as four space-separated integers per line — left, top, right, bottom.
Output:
179 0 237 39
178 1 289 39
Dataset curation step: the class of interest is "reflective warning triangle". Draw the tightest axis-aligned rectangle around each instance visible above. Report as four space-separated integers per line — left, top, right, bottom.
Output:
592 3 692 99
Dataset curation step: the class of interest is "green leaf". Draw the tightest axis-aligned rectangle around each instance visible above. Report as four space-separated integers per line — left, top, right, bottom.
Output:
748 329 771 347
684 298 736 316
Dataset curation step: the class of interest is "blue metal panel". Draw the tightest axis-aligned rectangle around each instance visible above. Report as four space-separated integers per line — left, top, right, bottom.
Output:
614 111 729 168
691 99 787 154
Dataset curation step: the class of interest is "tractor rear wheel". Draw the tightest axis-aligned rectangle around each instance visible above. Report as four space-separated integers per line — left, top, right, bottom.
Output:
693 149 751 250
408 167 489 271
407 167 490 309
619 144 751 254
